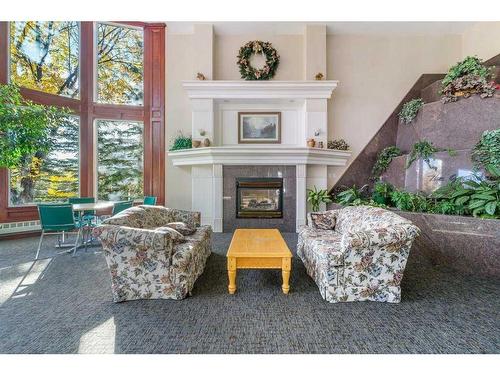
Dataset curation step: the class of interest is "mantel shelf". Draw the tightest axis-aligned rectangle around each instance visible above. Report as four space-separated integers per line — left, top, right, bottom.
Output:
168 146 351 167
182 80 339 99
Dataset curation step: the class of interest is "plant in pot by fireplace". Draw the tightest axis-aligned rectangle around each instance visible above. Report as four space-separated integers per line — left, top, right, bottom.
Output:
169 131 192 151
307 186 332 212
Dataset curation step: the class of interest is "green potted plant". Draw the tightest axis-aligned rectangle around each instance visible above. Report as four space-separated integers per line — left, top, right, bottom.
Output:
169 131 192 151
307 186 332 212
0 83 70 169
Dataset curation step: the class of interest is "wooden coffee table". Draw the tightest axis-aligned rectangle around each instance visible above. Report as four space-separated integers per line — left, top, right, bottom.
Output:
226 229 292 294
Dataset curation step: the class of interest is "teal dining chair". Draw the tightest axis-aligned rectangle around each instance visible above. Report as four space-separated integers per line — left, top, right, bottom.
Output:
112 200 134 215
143 196 157 205
36 204 84 260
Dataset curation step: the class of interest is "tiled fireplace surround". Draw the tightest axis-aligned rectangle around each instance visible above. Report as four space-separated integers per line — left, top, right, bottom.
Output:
223 166 296 232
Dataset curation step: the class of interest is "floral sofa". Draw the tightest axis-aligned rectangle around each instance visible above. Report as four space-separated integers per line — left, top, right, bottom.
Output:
298 205 420 303
94 205 212 302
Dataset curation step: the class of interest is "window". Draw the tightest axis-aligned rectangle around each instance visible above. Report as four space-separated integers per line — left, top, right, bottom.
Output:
9 21 79 98
9 116 80 205
96 120 143 201
96 23 143 105
0 21 164 222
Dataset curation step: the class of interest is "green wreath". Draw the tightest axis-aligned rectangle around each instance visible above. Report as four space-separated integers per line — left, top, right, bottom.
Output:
237 40 280 80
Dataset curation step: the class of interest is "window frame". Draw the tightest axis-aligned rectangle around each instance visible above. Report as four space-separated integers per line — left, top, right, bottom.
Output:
0 21 165 224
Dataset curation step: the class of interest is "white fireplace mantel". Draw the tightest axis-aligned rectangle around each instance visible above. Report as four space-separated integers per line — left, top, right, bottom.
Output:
168 146 350 167
182 80 339 99
172 80 347 233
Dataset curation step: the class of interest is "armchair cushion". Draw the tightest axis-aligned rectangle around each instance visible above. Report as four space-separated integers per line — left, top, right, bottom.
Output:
309 211 337 230
154 226 185 242
165 222 196 236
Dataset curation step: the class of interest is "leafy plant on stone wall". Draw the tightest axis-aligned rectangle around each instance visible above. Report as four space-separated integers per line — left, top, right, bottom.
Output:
406 140 439 170
372 146 402 178
399 98 424 124
471 129 500 171
441 56 495 103
334 184 369 206
372 181 395 205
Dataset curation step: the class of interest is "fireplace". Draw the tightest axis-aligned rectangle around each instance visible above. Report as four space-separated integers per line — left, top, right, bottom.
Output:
236 178 283 218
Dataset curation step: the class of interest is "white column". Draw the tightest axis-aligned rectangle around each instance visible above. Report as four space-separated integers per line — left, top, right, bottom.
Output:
191 164 223 232
304 99 328 146
296 164 307 231
306 165 328 212
303 25 326 80
212 164 223 233
192 24 214 80
192 165 214 228
191 98 214 145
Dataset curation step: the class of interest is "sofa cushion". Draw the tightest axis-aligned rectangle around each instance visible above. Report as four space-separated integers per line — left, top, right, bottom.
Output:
165 222 196 236
299 226 344 266
154 226 185 242
310 211 336 230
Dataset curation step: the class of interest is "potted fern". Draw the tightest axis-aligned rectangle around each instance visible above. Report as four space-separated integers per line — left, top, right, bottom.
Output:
307 186 332 212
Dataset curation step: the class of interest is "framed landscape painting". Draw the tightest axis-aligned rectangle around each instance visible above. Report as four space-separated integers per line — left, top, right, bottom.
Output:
238 112 281 144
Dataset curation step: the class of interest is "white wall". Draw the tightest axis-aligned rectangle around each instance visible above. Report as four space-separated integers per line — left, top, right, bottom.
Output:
214 34 303 80
166 23 499 210
166 33 195 209
462 22 500 60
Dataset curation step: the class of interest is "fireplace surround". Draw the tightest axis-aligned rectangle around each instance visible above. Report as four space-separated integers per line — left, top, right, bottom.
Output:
223 165 296 232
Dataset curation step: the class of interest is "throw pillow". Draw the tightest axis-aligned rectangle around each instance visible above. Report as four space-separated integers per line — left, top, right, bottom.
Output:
154 226 185 242
310 212 336 230
165 222 196 236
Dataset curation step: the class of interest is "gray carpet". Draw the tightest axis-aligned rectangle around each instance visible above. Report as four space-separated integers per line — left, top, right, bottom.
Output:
0 232 499 354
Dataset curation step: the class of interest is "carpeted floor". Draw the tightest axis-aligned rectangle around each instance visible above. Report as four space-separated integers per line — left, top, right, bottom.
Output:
0 232 499 354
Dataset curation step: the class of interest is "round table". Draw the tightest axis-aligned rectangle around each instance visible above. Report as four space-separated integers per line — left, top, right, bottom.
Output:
72 201 115 212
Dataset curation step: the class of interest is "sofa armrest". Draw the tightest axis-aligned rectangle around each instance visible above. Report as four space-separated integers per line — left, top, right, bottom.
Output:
341 224 420 251
168 209 201 228
93 225 179 261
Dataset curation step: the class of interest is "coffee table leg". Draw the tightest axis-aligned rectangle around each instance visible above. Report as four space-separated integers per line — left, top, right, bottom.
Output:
228 257 237 294
282 257 291 294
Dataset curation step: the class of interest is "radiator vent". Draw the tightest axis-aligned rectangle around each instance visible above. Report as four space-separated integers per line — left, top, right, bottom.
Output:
0 220 41 235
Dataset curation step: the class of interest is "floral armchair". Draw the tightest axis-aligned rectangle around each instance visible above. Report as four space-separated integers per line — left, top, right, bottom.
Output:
94 205 212 302
298 205 419 303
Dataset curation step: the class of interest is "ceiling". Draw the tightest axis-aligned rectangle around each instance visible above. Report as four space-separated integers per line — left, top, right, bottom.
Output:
166 21 475 35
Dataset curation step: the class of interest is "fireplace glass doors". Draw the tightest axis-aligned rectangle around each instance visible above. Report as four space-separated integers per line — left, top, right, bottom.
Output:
236 178 283 218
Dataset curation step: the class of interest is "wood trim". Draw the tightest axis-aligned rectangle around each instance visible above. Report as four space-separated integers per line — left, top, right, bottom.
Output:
143 24 166 205
0 22 9 222
79 22 95 198
0 21 166 223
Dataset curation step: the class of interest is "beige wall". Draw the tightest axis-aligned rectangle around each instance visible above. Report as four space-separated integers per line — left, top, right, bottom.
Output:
166 33 195 209
462 22 500 61
214 35 303 80
326 34 462 186
166 24 499 209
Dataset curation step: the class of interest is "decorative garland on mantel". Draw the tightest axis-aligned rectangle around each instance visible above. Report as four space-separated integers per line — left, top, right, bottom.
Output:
237 40 280 80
